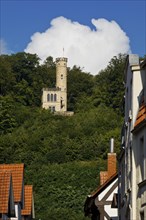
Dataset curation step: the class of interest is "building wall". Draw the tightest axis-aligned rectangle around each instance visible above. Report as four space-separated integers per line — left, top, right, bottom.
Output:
10 203 21 220
42 89 67 112
119 55 146 220
133 127 146 220
2 214 9 220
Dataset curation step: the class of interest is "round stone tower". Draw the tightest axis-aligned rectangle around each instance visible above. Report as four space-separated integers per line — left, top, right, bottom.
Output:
56 57 68 91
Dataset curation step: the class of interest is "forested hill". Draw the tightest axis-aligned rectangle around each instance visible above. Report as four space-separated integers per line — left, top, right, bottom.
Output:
0 53 126 220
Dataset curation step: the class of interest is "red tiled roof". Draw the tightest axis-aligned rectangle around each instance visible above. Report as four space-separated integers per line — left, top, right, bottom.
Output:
0 171 11 213
90 172 118 198
84 173 118 216
134 103 146 128
21 185 33 216
100 171 108 185
0 164 24 203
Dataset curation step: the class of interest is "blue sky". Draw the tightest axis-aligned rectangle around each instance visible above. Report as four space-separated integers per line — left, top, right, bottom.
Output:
0 0 146 74
1 0 146 55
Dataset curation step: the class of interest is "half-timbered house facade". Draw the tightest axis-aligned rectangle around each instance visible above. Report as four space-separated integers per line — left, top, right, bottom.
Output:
84 139 118 220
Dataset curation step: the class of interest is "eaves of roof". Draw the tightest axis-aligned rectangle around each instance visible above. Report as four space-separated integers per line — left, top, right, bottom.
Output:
84 172 118 216
133 103 146 133
90 172 118 199
140 58 146 69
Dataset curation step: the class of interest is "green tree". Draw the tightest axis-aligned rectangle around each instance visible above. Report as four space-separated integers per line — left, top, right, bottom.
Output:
0 55 16 96
93 54 126 114
67 65 94 111
0 96 17 134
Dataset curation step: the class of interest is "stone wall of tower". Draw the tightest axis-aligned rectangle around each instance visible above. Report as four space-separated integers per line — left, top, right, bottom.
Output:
56 57 67 112
56 57 67 91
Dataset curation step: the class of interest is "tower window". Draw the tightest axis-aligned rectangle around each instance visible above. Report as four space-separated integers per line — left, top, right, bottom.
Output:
49 106 55 112
61 74 63 79
54 94 57 102
51 94 53 102
47 94 50 102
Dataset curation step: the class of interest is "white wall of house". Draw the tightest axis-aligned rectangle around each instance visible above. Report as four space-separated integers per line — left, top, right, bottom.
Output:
10 203 21 220
95 178 118 220
124 56 140 219
119 55 146 220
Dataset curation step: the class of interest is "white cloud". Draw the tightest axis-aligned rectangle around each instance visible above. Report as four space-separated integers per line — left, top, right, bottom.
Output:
0 39 11 55
25 16 131 75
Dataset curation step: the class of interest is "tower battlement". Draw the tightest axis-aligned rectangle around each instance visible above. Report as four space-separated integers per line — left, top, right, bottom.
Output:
56 57 68 63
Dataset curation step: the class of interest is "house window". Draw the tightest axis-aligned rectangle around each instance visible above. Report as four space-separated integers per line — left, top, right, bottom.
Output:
129 144 132 187
54 94 57 102
140 212 144 220
47 94 50 102
139 137 144 181
121 163 125 196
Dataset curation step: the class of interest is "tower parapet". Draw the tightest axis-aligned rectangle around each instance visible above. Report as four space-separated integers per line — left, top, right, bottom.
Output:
56 57 68 63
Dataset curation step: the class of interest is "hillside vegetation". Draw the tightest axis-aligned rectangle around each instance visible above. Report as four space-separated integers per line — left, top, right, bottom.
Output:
0 53 126 220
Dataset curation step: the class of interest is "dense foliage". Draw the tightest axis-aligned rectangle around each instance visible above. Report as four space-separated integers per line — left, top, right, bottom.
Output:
0 52 126 219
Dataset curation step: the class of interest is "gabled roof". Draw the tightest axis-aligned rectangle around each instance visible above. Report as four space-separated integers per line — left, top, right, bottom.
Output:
90 172 118 199
0 164 24 203
84 173 118 215
0 171 11 214
21 185 33 216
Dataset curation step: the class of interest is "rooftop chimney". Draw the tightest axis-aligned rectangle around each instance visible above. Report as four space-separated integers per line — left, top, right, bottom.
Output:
99 138 117 185
110 138 114 153
108 138 116 178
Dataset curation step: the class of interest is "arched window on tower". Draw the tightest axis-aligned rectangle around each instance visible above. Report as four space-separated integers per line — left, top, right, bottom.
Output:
47 94 50 102
51 94 53 102
54 94 57 102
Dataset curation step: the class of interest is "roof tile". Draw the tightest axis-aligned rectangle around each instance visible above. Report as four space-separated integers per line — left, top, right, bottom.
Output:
21 185 33 216
134 103 146 128
0 164 24 203
0 171 11 213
